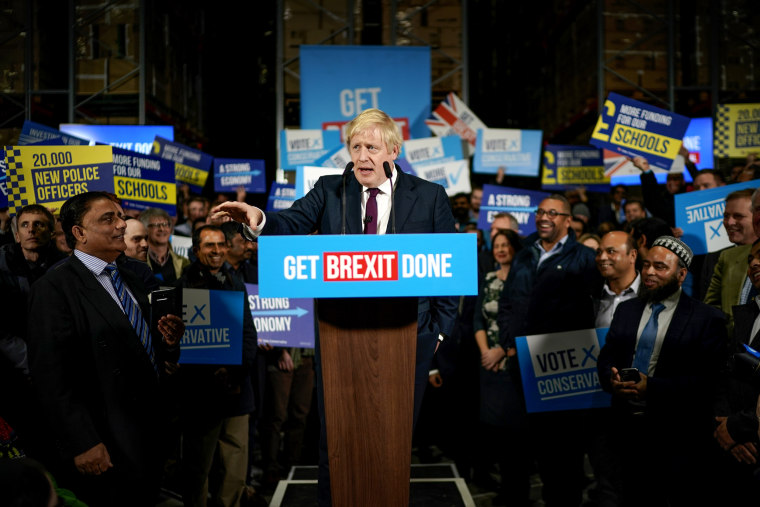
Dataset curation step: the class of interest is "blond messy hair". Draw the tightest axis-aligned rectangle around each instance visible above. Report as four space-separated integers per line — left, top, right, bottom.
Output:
345 108 403 155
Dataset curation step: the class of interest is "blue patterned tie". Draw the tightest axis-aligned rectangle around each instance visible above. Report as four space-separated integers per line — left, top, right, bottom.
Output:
632 302 666 374
104 264 159 376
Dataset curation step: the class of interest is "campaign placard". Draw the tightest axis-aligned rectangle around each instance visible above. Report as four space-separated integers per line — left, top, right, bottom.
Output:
4 145 114 214
214 158 266 194
401 136 464 171
473 128 543 176
152 136 213 193
0 149 7 208
294 165 344 199
266 182 296 212
315 145 352 169
245 284 314 348
516 328 610 413
675 180 759 255
590 92 691 171
300 45 430 138
683 117 713 168
714 103 760 158
258 233 477 298
279 129 341 170
542 145 606 190
179 288 244 365
414 160 471 197
112 147 176 216
323 117 411 142
426 93 487 156
19 121 89 146
170 235 193 260
477 184 549 236
60 124 174 154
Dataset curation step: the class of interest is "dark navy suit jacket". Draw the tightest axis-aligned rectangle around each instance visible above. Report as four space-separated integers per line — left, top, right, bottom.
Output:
262 168 459 362
598 292 727 429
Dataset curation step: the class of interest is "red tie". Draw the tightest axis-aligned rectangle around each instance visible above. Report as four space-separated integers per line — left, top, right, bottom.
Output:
364 188 380 234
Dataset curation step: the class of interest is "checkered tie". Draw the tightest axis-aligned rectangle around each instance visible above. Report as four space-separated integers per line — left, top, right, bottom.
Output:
104 264 158 376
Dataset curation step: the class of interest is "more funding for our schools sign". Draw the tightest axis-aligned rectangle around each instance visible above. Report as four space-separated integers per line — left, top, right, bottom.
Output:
3 145 114 214
675 180 759 255
257 234 478 299
152 136 213 193
246 284 315 348
113 147 176 216
214 158 266 194
179 288 244 365
590 92 691 171
516 328 610 413
477 184 549 237
542 145 606 190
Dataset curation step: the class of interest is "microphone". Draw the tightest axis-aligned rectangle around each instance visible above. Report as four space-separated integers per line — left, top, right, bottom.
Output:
364 215 373 224
341 161 354 235
382 161 396 234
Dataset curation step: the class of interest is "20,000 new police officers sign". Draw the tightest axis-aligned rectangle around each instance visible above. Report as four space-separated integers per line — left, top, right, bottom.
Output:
4 144 114 214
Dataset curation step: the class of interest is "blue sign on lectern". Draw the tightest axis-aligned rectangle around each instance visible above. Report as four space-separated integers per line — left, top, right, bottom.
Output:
258 234 478 298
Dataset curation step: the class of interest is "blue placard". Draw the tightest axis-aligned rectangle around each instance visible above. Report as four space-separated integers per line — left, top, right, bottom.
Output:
314 144 352 169
542 145 606 191
152 136 213 193
675 180 759 255
280 130 342 170
112 147 177 216
516 328 610 413
20 121 89 146
214 158 266 193
400 136 464 171
473 128 543 176
266 182 296 212
590 92 691 171
294 166 344 199
59 124 174 154
682 117 714 169
300 45 431 139
477 184 549 236
179 288 244 365
246 284 315 348
258 234 477 298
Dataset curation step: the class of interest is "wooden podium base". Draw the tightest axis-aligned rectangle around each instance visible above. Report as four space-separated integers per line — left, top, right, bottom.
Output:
317 297 418 507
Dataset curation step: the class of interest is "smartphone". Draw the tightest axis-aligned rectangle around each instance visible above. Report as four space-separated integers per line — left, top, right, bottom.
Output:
619 367 641 382
150 287 181 339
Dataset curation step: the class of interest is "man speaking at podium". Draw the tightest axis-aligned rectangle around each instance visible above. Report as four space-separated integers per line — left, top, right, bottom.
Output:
212 108 458 504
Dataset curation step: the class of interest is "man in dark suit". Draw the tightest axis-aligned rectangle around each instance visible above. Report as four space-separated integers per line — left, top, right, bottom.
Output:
212 108 458 505
27 191 184 506
598 235 727 506
713 237 760 500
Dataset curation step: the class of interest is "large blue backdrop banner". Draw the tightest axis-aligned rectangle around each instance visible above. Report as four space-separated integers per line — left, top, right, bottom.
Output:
300 45 431 139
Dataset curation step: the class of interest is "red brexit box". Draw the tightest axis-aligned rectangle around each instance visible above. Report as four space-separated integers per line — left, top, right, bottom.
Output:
323 251 399 281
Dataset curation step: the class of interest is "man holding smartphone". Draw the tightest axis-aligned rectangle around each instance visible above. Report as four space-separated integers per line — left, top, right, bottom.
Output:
598 236 727 506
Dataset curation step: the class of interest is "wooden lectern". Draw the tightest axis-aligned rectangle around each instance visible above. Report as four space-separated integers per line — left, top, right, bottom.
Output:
317 296 419 507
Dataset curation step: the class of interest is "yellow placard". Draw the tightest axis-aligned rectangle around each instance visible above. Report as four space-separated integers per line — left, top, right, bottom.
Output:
4 145 113 214
175 162 209 188
609 124 680 159
715 103 760 158
114 176 177 205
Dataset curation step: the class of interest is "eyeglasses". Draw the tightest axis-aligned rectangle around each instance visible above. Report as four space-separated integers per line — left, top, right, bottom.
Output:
535 209 570 218
148 222 170 229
